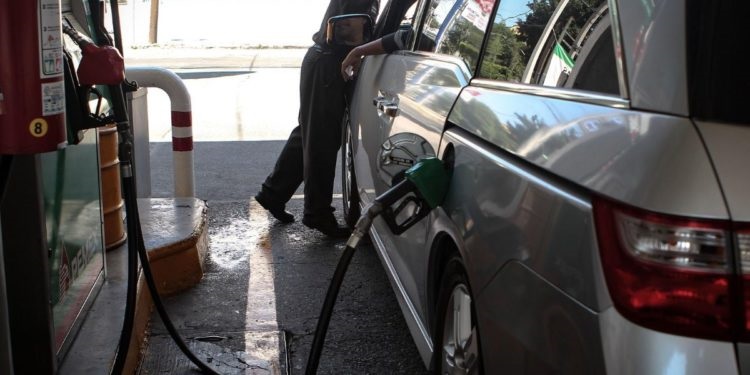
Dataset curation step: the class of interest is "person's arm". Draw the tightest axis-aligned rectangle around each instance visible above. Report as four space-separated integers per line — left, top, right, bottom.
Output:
341 28 412 80
341 38 386 80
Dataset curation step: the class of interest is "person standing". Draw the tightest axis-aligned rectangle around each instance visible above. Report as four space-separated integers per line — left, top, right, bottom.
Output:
255 0 379 238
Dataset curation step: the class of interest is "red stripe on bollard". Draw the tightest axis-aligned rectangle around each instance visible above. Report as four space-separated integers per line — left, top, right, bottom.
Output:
172 137 193 151
171 111 192 127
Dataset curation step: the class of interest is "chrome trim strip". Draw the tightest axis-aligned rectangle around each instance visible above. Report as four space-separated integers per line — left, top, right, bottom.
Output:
470 78 630 109
368 221 434 364
608 0 630 99
446 129 592 210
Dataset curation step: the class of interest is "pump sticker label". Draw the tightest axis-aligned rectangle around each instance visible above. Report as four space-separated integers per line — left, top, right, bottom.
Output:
29 118 49 138
41 81 65 115
39 0 63 77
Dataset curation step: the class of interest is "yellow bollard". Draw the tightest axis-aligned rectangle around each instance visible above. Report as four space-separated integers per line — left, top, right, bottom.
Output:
99 124 127 250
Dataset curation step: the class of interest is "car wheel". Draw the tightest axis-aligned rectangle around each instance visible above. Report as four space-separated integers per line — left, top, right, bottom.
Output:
435 256 482 375
341 112 360 228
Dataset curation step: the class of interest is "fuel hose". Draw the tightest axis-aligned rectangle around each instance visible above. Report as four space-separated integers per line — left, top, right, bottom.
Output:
305 158 449 374
0 156 11 203
117 169 220 375
104 57 220 375
107 96 220 375
305 179 417 374
69 1 220 372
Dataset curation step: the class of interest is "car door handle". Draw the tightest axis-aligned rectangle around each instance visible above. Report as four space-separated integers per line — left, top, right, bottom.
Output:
373 97 399 117
378 103 399 117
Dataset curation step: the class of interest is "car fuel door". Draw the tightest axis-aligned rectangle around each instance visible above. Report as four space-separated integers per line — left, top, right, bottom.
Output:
371 51 470 329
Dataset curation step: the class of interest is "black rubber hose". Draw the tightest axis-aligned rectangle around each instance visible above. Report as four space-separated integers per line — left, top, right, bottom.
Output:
104 82 217 374
305 244 357 375
65 2 216 372
123 174 219 375
108 0 124 54
110 170 139 375
305 199 384 374
107 87 138 375
0 156 11 203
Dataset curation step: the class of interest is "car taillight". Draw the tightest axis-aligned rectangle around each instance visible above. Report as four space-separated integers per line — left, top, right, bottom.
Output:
594 198 735 341
739 228 750 335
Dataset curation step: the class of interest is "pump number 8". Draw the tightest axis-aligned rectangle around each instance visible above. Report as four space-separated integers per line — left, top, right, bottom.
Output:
29 118 48 138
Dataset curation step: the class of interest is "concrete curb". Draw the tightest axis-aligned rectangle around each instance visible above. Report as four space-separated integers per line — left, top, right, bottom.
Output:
139 197 209 296
123 197 209 373
125 275 153 374
124 47 307 69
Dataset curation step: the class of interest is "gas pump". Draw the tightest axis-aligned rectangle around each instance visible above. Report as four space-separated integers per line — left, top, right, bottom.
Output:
0 1 68 373
1 1 132 372
62 3 222 373
0 0 214 371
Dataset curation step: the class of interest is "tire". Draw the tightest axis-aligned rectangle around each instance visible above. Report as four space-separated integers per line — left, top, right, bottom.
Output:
341 111 361 228
434 256 482 375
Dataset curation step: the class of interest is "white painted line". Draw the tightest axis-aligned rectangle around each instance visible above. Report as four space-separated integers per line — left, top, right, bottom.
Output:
290 194 342 200
245 200 280 368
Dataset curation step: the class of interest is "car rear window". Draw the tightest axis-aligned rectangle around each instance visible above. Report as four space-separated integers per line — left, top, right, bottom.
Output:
687 0 749 124
478 0 618 96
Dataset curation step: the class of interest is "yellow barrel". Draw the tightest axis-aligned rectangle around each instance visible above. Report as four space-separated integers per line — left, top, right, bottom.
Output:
99 124 127 250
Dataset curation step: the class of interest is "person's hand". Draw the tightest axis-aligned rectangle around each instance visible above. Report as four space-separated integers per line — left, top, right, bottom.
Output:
341 49 362 81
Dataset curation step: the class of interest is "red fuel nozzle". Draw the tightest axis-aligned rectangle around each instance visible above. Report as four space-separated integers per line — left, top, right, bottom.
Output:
77 43 125 86
62 24 125 86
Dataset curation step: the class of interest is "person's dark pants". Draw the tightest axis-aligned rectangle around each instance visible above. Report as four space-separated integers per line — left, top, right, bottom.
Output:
257 45 347 221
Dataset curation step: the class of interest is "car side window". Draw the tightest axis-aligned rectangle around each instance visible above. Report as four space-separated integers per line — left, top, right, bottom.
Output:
394 2 420 47
417 0 460 52
479 0 619 96
400 2 419 28
418 0 497 73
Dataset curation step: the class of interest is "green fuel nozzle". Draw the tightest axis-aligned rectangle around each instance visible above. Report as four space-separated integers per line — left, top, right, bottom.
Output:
347 157 450 248
402 157 450 209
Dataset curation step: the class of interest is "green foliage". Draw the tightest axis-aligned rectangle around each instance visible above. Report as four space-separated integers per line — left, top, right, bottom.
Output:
480 22 526 80
441 17 490 71
516 0 557 58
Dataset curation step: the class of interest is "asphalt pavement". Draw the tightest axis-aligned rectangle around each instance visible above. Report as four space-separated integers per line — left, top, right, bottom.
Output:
139 198 427 374
132 47 429 374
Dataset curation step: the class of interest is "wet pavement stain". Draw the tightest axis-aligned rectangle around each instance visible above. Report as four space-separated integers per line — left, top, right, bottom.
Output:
139 198 427 374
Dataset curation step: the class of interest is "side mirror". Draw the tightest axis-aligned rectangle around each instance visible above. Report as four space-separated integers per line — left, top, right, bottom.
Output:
326 14 373 47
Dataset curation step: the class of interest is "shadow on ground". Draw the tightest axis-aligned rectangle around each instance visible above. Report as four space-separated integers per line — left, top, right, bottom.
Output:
138 198 428 374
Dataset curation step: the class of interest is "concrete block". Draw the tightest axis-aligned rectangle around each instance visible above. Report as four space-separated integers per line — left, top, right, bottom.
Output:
138 197 208 295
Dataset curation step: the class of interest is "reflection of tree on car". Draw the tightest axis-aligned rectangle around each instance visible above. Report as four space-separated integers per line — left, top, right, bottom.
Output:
480 0 606 84
528 1 611 88
440 6 487 67
420 0 494 63
480 22 526 81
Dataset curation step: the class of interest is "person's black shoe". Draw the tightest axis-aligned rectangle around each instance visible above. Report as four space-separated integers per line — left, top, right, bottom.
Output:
302 217 352 238
255 194 294 223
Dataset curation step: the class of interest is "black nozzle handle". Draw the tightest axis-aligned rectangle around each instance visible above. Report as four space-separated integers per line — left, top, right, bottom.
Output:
62 24 93 48
374 178 415 207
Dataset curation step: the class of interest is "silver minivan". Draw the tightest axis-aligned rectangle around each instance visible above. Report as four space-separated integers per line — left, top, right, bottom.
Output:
342 0 749 373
